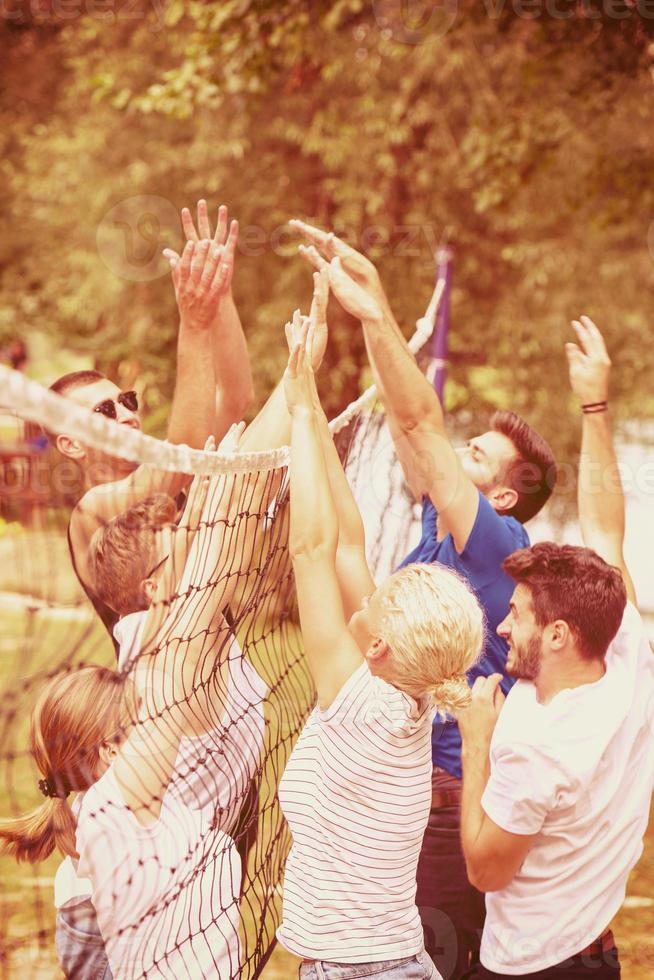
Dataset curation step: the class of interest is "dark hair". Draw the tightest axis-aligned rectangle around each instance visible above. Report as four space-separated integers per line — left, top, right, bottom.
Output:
45 371 107 446
491 410 557 524
502 542 627 661
49 370 106 397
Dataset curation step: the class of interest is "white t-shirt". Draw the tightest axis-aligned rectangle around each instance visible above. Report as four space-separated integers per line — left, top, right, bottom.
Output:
76 767 241 980
277 662 436 964
480 602 654 975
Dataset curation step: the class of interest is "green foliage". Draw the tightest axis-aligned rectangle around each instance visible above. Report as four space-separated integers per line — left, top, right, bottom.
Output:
1 1 653 504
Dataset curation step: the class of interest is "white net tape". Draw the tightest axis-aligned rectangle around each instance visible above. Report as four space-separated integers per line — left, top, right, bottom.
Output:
0 279 442 475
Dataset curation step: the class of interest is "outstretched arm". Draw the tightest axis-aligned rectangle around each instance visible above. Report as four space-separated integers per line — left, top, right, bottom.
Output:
285 322 364 709
566 316 636 604
71 241 231 583
285 289 375 626
321 250 477 552
176 200 254 438
113 426 273 824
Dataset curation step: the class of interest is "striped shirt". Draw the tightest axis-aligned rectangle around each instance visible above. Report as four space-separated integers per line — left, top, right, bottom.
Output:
277 662 435 963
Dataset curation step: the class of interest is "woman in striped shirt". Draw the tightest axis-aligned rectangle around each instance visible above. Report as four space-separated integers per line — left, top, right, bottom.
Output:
278 298 485 980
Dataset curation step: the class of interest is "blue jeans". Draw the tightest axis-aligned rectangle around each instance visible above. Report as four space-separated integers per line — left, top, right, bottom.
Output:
55 899 112 980
299 950 442 979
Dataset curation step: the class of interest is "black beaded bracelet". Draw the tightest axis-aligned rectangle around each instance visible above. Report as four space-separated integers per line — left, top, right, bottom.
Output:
582 401 608 414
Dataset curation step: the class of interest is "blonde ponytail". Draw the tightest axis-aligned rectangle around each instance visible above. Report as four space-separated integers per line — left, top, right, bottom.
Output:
0 666 128 865
374 562 484 703
427 675 472 716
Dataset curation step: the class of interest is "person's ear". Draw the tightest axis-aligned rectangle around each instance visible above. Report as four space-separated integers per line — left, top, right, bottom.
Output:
141 578 157 605
365 638 390 663
548 620 570 652
488 485 518 513
55 433 86 461
98 740 118 768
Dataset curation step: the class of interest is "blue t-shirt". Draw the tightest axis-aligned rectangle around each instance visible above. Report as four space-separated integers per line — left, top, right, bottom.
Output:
398 491 529 778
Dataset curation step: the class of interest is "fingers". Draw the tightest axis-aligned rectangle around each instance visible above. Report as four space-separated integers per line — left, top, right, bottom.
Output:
306 323 316 366
181 207 199 243
200 243 223 290
211 220 238 293
164 248 181 291
579 315 610 361
178 240 194 287
471 673 503 700
218 420 246 453
571 317 610 363
310 267 330 313
565 341 584 365
286 341 302 378
290 219 350 260
289 218 330 252
197 199 212 240
214 205 228 245
191 239 211 284
298 243 329 272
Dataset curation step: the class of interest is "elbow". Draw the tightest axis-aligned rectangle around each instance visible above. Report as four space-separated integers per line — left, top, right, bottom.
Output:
466 858 513 894
290 537 338 564
395 403 440 436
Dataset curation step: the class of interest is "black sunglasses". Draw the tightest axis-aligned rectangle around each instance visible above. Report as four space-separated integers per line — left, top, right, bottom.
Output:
93 390 139 419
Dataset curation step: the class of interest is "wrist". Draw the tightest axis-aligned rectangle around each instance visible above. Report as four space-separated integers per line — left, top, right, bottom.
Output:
290 404 313 420
361 308 386 330
581 400 608 415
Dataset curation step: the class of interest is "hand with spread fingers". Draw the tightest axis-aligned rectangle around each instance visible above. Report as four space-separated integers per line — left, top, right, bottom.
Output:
290 218 390 316
166 239 231 331
284 312 317 416
164 200 239 308
566 315 611 406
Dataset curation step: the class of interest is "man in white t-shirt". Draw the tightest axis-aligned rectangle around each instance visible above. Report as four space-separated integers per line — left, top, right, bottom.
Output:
457 317 653 979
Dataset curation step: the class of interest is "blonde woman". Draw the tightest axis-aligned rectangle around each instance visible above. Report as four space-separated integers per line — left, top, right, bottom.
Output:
277 316 485 980
0 452 268 980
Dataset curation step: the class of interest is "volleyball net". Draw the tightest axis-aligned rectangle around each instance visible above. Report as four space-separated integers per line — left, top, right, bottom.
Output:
0 292 440 979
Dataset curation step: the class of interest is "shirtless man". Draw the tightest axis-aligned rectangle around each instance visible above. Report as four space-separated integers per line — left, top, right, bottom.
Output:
49 203 254 644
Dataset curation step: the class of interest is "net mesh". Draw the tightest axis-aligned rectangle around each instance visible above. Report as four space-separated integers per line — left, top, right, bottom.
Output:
0 302 437 979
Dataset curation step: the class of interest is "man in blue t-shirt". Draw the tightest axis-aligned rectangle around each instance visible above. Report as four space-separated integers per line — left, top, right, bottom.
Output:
292 221 557 980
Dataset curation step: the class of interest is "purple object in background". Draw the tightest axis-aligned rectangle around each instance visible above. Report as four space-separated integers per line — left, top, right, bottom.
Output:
431 247 453 400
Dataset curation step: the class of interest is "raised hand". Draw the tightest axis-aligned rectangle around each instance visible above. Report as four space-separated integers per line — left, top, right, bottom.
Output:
327 256 384 324
284 312 316 415
566 316 611 405
164 200 239 301
167 239 230 331
217 420 246 454
291 219 388 312
308 267 330 371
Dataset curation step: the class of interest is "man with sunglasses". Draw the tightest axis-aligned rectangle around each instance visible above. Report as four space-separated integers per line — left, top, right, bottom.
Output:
50 202 254 649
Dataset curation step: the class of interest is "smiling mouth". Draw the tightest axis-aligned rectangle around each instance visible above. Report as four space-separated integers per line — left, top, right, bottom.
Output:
120 419 141 430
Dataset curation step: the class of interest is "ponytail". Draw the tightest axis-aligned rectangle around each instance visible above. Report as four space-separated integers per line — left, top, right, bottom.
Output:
0 797 77 863
0 665 128 866
427 675 471 716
